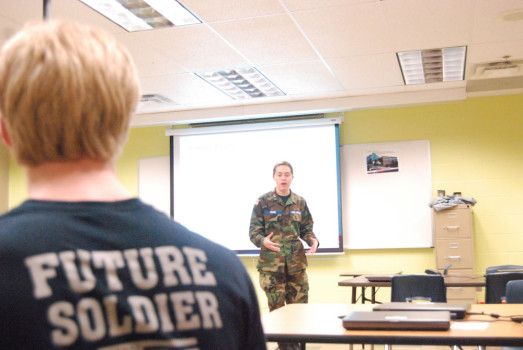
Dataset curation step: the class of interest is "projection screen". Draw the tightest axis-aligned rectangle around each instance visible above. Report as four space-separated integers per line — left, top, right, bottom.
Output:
168 117 343 255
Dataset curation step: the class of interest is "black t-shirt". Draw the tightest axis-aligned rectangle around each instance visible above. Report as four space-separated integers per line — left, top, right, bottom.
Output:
278 194 290 204
0 199 266 349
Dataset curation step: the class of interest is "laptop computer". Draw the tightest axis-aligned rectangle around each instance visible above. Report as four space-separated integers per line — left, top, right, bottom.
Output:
342 311 451 331
373 302 470 319
365 274 395 282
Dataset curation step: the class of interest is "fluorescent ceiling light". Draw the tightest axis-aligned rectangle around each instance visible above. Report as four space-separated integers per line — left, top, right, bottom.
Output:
79 0 201 32
397 46 466 85
196 68 285 100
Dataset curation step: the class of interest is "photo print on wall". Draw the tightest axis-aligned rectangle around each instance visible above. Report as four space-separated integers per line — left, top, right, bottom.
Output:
366 151 399 174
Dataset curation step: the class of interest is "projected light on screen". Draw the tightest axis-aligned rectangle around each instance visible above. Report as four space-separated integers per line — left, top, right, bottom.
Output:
169 118 343 255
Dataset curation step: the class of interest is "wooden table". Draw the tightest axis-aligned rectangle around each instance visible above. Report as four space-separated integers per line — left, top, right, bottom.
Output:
338 274 485 304
338 272 398 303
263 303 523 347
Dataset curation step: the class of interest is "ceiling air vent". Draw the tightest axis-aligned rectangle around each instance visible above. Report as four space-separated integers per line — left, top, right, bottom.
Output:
466 55 523 94
140 94 173 104
470 56 523 79
137 94 177 114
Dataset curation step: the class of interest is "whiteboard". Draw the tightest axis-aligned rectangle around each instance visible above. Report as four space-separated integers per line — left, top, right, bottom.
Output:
341 140 433 249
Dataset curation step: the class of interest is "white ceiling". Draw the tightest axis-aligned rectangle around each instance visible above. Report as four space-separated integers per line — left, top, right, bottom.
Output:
0 0 522 126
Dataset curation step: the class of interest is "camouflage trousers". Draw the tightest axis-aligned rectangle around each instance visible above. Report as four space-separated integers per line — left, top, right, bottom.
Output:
259 269 309 311
260 269 308 350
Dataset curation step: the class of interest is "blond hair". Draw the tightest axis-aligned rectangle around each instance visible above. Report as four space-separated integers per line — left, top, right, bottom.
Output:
0 20 140 166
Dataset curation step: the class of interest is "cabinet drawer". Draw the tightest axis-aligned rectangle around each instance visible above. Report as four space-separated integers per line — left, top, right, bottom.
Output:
446 286 476 301
435 239 474 269
441 268 475 278
446 297 476 304
433 206 472 239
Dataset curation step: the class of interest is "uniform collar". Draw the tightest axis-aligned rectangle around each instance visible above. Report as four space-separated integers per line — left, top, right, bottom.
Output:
270 189 296 204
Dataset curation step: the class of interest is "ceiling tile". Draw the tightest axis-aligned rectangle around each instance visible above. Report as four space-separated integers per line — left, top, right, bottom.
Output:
381 0 474 51
211 14 319 65
470 0 523 43
182 0 285 22
283 0 379 12
140 73 232 106
116 34 187 77
0 0 46 25
467 40 523 64
259 61 345 95
327 54 404 90
130 25 250 72
293 2 395 58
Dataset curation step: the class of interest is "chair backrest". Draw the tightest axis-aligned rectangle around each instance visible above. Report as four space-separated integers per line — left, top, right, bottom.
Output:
486 265 523 274
391 274 447 302
485 272 523 304
506 279 523 304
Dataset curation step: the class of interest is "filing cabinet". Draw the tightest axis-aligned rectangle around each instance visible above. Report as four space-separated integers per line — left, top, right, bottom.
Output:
433 204 476 303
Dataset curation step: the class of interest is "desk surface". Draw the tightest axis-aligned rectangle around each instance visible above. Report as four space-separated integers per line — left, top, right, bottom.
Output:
338 275 485 288
339 272 401 277
262 303 523 346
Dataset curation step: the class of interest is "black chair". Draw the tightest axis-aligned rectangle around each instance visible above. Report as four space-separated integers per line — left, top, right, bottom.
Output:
485 272 523 304
506 279 523 303
387 275 448 350
391 274 446 302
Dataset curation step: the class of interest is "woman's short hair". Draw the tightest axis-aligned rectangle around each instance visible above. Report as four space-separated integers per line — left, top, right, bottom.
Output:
273 161 293 175
0 20 140 166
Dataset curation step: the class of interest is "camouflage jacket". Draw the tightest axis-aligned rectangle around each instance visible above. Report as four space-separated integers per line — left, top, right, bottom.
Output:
249 190 318 273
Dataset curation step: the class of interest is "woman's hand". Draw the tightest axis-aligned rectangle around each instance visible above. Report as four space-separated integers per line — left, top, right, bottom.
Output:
306 237 318 255
263 232 281 252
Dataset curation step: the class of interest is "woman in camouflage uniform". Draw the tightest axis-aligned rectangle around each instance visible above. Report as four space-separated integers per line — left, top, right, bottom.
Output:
249 161 319 349
249 161 319 310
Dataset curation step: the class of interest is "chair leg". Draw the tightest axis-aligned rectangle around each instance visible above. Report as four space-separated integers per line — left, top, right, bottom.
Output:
384 344 392 350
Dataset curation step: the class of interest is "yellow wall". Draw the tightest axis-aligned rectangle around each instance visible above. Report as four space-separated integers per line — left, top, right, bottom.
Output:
6 126 171 208
7 151 27 209
116 126 171 196
6 94 523 310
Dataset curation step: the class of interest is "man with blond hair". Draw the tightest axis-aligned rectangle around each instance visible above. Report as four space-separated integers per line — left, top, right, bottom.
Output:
0 20 266 349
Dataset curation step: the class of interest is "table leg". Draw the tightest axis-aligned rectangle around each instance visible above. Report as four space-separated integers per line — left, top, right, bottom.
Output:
351 286 357 304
